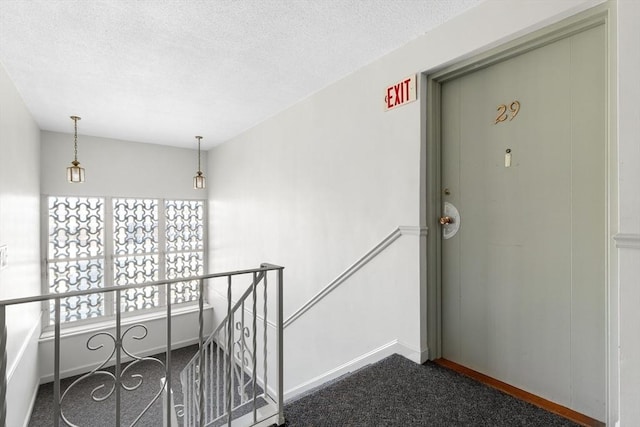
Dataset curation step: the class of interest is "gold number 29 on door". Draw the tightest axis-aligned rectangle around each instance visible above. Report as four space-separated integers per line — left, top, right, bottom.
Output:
494 101 521 124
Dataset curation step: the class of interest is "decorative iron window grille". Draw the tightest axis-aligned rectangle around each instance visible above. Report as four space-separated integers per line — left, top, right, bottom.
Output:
46 196 205 324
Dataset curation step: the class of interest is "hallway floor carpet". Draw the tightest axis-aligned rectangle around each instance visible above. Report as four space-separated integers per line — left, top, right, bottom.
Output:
282 354 580 427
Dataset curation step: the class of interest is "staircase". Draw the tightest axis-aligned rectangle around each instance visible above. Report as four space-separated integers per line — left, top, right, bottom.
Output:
176 264 284 427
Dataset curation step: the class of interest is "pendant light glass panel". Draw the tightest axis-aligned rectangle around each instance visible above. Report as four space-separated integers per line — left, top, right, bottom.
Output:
67 162 85 183
194 172 206 189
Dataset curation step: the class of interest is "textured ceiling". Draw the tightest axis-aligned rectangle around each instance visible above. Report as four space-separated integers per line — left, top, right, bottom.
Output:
0 0 484 149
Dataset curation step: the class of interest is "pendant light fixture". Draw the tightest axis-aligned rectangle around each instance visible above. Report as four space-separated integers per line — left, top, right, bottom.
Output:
193 135 206 189
66 115 85 183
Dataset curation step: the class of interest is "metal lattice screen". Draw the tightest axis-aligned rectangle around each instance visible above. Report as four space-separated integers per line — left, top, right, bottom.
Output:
47 196 105 322
165 200 204 304
46 196 205 323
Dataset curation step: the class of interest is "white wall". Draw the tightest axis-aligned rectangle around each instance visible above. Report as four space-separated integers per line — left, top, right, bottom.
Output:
616 1 640 425
0 63 42 426
40 131 207 199
208 1 640 425
207 29 425 392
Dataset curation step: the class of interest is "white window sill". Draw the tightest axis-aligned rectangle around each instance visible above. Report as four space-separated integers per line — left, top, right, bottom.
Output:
39 303 213 342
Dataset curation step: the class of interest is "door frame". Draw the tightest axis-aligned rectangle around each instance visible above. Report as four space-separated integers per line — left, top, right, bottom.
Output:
421 2 617 423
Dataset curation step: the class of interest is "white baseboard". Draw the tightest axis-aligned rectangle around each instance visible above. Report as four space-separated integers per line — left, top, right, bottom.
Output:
7 317 41 381
418 347 430 364
23 378 40 427
7 317 41 427
284 339 421 401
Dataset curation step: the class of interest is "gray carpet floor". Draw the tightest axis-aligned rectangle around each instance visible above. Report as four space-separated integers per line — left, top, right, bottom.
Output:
282 354 580 427
29 350 582 426
29 345 198 427
29 343 266 427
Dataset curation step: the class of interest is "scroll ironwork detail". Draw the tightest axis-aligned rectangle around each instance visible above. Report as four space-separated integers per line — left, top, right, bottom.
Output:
59 324 166 426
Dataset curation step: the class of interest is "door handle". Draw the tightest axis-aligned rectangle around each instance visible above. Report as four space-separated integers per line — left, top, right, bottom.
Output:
439 216 454 225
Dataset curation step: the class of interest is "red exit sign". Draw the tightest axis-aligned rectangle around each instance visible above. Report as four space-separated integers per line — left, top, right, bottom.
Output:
384 74 417 111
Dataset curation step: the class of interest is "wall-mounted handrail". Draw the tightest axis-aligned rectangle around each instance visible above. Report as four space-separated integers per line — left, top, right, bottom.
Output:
283 226 427 328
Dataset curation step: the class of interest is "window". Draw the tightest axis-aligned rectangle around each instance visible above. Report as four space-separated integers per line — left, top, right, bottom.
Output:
46 196 205 324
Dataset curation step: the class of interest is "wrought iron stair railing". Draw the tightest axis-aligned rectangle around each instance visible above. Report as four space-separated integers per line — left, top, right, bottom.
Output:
0 263 284 427
179 264 284 427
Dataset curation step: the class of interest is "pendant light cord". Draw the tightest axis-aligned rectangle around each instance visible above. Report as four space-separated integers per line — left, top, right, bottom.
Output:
70 115 81 164
196 136 202 173
73 118 78 162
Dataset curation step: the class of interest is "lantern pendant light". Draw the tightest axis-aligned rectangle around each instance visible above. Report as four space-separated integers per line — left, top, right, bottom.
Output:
66 115 85 183
193 136 206 189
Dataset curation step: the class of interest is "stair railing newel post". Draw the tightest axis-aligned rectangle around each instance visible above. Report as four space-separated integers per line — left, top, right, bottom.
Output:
226 274 233 426
216 330 221 420
277 266 284 425
198 278 204 427
208 328 213 422
54 298 61 427
115 288 122 426
0 305 7 427
166 283 172 426
252 271 258 423
263 271 268 401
